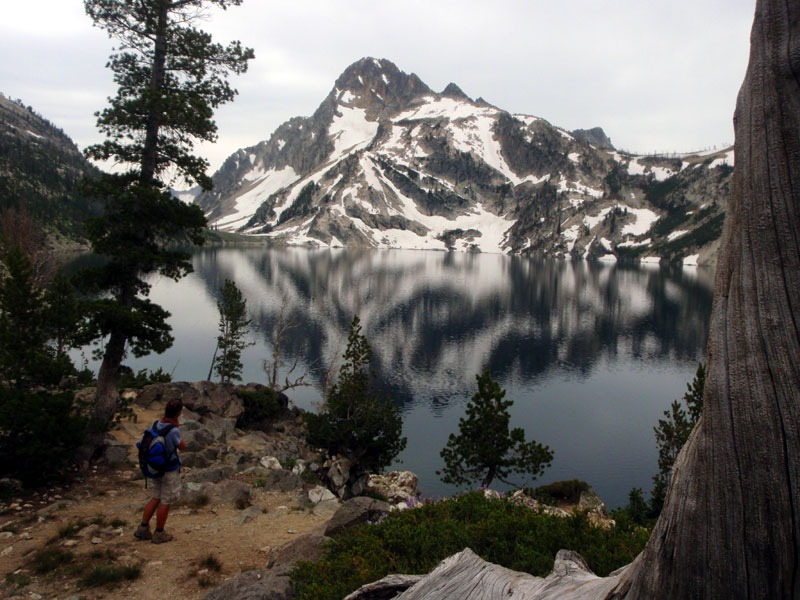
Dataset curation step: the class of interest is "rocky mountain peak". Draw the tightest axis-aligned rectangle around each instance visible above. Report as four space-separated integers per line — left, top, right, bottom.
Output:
441 82 471 101
332 57 432 116
571 127 614 150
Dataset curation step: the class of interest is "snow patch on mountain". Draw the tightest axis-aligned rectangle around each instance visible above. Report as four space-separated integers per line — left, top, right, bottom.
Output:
329 106 378 162
621 206 659 236
217 166 300 228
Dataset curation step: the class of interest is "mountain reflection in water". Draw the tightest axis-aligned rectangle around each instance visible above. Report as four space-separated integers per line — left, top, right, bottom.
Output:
76 247 713 507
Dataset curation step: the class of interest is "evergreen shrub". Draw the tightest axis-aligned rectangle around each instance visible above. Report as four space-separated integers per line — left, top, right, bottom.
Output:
0 388 87 486
236 387 281 429
290 491 651 600
530 479 591 505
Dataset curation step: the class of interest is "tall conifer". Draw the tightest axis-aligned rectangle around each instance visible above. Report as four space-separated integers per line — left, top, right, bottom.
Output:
80 0 253 428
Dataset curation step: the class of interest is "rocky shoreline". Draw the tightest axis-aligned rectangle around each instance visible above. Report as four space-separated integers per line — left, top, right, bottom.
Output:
0 381 616 600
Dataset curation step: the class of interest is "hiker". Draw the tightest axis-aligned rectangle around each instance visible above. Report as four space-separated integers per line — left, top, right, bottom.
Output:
134 398 186 543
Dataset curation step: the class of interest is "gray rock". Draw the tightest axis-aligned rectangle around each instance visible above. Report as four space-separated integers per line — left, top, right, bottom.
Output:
267 533 331 573
181 452 211 469
180 419 203 432
202 569 292 600
184 465 237 485
260 456 282 470
216 480 252 504
328 457 352 493
350 474 370 497
103 441 129 465
312 499 341 519
259 469 304 493
324 497 391 537
368 471 419 504
234 505 263 524
182 428 216 452
203 447 221 461
578 491 608 516
201 413 236 441
308 485 336 504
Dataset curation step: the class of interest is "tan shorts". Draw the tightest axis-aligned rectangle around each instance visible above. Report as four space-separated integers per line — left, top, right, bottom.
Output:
151 469 181 504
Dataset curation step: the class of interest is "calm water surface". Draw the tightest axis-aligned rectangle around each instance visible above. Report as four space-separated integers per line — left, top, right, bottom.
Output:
73 247 714 508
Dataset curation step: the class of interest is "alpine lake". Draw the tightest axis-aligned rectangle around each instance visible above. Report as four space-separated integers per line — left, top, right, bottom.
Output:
70 247 714 509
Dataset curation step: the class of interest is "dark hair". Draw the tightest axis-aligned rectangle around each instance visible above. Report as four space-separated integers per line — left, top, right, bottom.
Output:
165 398 183 419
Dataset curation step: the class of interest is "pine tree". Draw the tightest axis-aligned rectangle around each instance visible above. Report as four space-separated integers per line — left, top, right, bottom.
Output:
80 0 254 428
305 316 406 478
439 371 553 489
213 279 253 383
649 362 705 515
0 246 50 387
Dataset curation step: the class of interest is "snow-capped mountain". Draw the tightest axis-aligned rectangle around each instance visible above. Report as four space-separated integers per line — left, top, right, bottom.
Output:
196 58 732 265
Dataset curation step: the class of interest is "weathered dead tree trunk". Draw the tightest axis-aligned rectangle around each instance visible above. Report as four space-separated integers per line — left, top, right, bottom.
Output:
609 0 800 597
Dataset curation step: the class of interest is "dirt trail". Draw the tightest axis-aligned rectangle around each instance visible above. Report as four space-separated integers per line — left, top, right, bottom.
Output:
0 407 330 599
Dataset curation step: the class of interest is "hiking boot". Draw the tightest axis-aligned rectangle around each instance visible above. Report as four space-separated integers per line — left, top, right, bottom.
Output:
133 524 152 540
151 530 174 544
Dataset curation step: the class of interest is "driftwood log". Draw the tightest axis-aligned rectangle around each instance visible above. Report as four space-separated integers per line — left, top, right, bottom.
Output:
344 549 625 600
352 0 800 597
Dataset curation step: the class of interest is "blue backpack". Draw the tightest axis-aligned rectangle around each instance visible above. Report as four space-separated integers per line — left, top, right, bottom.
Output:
136 421 179 481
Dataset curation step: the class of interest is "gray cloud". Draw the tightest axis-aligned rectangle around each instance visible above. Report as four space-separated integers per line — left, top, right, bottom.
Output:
2 0 755 173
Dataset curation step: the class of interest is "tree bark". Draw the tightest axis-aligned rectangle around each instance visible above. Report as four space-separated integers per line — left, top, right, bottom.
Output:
140 0 169 186
94 328 124 428
609 0 800 597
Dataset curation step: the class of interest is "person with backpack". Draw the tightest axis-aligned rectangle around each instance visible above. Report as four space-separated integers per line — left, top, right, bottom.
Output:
134 398 186 543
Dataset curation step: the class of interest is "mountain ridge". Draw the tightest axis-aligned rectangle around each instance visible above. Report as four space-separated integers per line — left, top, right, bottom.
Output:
196 57 732 265
0 93 99 240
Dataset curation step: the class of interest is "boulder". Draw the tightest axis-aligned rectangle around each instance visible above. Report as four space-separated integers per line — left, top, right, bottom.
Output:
578 491 608 516
200 413 236 441
291 459 307 476
182 428 216 452
324 497 391 537
181 452 210 469
350 474 370 497
103 440 129 465
328 457 352 497
190 381 244 419
308 485 336 504
234 505 263 524
260 456 282 470
368 471 419 504
202 569 292 600
184 465 237 485
267 533 331 573
258 469 304 493
215 480 251 504
135 382 193 409
135 382 244 421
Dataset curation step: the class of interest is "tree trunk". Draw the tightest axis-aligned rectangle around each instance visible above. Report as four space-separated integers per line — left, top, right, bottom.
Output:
140 0 169 186
94 328 124 427
609 0 800 597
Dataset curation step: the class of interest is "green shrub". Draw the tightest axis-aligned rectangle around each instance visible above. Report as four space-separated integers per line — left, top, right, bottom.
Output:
236 387 281 429
290 491 650 600
116 366 172 390
0 388 87 486
200 554 222 572
32 547 74 574
79 564 141 588
530 479 591 505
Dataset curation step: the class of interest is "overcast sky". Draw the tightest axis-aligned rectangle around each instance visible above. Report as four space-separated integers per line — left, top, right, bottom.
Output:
1 0 755 174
